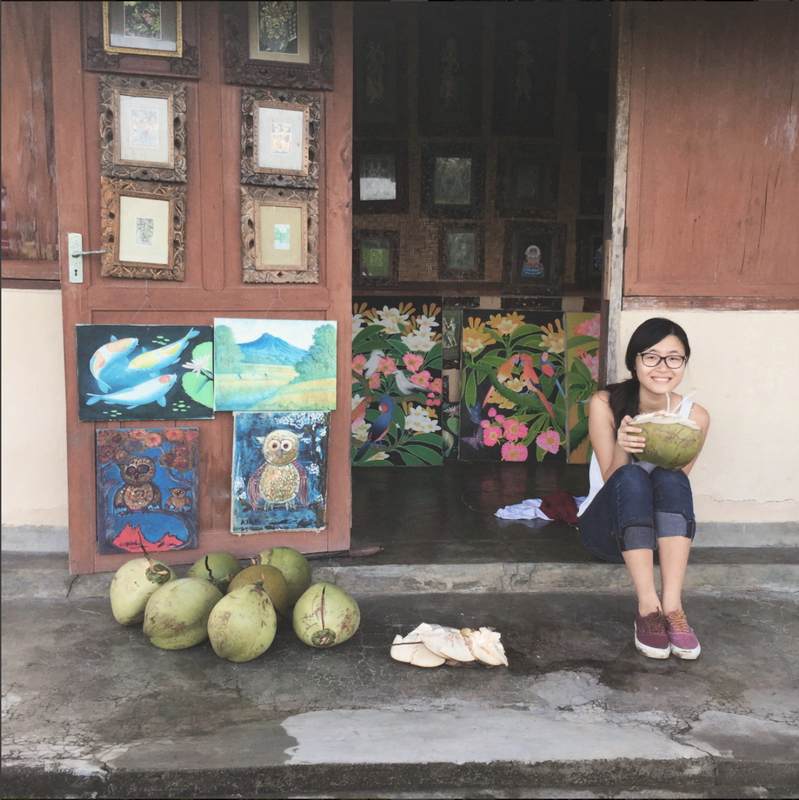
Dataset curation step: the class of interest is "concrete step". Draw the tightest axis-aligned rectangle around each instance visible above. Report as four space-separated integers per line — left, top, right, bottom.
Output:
2 549 798 601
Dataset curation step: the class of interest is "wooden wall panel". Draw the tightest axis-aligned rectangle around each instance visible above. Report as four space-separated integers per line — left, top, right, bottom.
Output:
624 3 799 300
1 1 60 277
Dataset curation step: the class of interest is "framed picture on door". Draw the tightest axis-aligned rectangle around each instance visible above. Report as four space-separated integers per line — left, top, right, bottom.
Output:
420 143 486 220
352 229 399 288
240 185 319 284
81 1 200 78
240 88 320 188
222 1 334 90
353 141 408 215
99 74 187 183
501 221 566 296
100 177 186 281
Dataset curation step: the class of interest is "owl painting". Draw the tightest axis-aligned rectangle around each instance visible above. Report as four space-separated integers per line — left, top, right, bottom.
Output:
247 429 308 511
232 412 329 533
113 455 161 513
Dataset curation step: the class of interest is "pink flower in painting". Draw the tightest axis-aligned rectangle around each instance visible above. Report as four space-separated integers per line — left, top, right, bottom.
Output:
426 392 441 407
429 377 443 395
574 314 601 339
411 370 432 388
352 354 367 374
536 429 563 455
403 353 424 373
377 356 398 375
578 350 600 381
368 373 382 390
483 425 503 447
501 442 529 462
502 418 529 442
495 414 506 424
488 407 497 418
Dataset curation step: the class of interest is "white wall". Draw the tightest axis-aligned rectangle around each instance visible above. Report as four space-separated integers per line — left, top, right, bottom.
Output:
620 310 799 523
1 289 69 536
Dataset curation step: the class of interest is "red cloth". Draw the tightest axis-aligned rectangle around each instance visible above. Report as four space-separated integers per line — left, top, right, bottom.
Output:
540 490 579 524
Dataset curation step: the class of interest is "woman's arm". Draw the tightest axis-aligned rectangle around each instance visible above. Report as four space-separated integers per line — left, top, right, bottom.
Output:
588 391 646 483
681 403 710 476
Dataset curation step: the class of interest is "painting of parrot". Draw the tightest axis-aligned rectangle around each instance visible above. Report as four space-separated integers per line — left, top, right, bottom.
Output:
518 354 556 420
540 352 566 401
354 395 396 462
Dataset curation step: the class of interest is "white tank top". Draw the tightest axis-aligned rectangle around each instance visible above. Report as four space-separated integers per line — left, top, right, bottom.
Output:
577 397 694 517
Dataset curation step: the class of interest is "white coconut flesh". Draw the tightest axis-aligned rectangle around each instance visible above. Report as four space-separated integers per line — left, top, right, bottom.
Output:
632 411 703 470
390 623 507 668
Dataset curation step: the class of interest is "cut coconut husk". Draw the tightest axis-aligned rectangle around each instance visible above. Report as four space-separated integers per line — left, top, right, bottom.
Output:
390 624 446 668
632 411 703 471
463 627 509 667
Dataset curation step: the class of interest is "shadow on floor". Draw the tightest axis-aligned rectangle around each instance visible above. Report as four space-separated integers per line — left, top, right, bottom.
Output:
347 460 595 566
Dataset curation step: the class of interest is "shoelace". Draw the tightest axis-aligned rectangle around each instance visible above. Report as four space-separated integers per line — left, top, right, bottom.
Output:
666 612 691 632
641 613 666 634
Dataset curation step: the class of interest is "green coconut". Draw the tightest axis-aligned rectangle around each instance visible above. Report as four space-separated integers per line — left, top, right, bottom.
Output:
256 546 312 605
292 582 360 648
226 564 290 620
185 552 243 594
207 583 278 662
633 411 703 471
110 557 176 626
143 577 223 650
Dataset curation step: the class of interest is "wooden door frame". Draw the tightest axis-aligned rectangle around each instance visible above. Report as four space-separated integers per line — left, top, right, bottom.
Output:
50 1 353 574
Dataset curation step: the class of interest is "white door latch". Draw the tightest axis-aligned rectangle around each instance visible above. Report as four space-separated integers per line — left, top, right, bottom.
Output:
67 233 106 283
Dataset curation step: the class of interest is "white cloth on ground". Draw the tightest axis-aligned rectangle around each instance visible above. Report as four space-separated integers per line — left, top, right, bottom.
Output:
495 497 587 520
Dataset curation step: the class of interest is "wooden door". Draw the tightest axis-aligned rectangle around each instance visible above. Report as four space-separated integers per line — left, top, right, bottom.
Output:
49 2 353 574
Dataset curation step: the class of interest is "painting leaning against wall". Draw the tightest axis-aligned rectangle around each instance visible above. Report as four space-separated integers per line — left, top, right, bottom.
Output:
351 297 444 466
231 411 329 534
565 311 601 464
459 310 568 463
95 427 199 555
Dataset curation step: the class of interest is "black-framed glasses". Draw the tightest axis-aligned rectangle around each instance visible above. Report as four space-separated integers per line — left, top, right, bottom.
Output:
638 352 687 369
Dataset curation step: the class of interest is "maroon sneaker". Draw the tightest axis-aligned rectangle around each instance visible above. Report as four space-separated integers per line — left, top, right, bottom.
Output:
634 611 670 659
664 610 701 659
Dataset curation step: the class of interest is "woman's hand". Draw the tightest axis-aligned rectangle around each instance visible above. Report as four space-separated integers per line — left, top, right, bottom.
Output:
617 415 646 455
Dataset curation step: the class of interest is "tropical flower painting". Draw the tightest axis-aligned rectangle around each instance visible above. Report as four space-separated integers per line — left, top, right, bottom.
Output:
95 427 199 555
351 297 444 466
76 325 214 422
565 311 601 464
459 310 569 463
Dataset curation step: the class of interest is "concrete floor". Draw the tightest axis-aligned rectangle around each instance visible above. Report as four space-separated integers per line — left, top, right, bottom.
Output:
2 462 799 798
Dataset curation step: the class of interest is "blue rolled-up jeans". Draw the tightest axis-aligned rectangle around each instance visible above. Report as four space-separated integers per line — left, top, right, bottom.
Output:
577 464 696 564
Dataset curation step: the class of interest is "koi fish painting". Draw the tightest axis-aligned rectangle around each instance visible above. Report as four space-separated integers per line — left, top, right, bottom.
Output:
95 427 199 555
76 325 214 421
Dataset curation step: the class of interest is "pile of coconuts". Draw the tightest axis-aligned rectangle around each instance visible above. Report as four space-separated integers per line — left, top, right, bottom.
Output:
109 546 360 663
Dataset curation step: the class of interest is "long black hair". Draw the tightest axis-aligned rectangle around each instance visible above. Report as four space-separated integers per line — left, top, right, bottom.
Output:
607 318 691 430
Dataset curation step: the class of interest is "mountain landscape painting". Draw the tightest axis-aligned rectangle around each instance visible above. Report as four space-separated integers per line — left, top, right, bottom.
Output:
214 318 337 411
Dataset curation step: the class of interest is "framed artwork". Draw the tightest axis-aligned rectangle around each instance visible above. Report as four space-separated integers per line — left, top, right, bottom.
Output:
222 2 334 91
438 223 485 281
100 177 186 281
353 5 407 137
353 141 408 215
417 10 482 137
99 74 187 183
575 219 605 291
240 186 319 284
96 426 199 555
501 221 566 296
441 308 462 370
82 2 200 78
420 144 486 220
496 145 560 220
579 155 607 216
351 296 444 467
353 229 399 288
77 324 214 422
241 87 320 188
231 411 330 534
215 318 337 412
491 3 559 137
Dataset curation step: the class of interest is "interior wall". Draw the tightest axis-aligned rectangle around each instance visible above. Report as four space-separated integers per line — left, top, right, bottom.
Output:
352 2 611 307
1 289 69 537
619 310 799 524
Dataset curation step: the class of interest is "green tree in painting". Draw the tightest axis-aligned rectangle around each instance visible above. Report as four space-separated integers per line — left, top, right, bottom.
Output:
293 324 337 382
215 325 243 374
